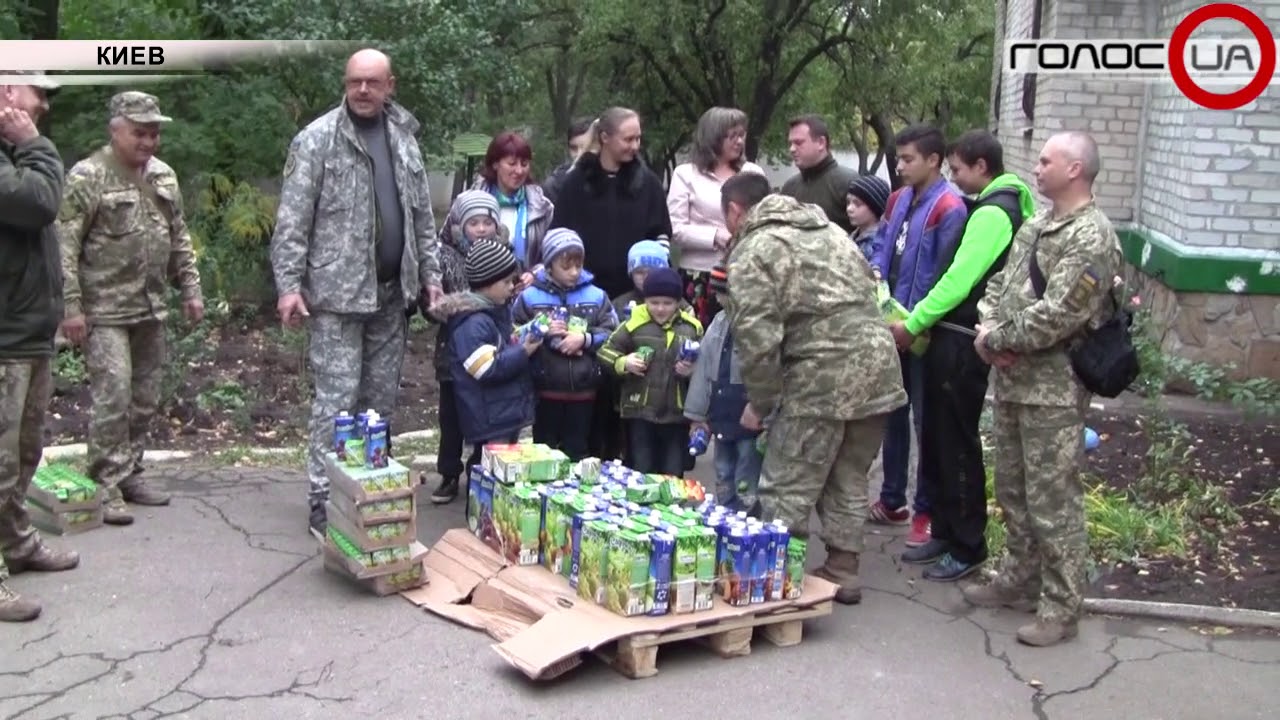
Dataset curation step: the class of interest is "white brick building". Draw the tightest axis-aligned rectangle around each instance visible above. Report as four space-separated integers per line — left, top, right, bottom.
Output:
990 0 1279 380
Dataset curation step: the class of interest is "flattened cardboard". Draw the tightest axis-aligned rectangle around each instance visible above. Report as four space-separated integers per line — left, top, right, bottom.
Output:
403 528 837 681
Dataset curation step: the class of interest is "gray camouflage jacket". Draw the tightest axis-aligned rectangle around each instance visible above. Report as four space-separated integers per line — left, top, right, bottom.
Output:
270 100 441 314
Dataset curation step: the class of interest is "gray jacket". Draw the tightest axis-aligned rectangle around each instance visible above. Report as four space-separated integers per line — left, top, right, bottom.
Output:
683 311 744 423
270 100 441 314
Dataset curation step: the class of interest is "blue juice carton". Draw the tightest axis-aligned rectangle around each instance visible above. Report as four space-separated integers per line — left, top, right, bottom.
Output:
719 524 753 607
677 338 701 364
333 412 355 460
647 531 675 616
466 467 498 552
767 521 790 601
748 524 769 604
364 415 390 469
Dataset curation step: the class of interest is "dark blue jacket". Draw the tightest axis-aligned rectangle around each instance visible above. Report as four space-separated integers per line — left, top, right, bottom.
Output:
512 268 618 399
432 292 536 444
682 313 759 442
869 178 968 310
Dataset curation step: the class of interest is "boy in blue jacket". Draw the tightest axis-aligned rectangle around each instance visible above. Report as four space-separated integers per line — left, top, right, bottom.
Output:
429 240 541 493
513 228 618 460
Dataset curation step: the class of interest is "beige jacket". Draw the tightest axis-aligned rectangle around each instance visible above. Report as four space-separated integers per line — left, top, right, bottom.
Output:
666 161 766 273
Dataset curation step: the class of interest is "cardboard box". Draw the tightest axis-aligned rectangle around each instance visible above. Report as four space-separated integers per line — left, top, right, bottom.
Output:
325 500 416 551
323 523 419 579
27 464 103 513
327 482 414 528
324 453 412 503
27 503 104 535
402 529 837 681
323 541 427 596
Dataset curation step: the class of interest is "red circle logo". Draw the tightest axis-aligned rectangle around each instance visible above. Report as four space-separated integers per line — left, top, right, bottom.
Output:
1168 3 1276 110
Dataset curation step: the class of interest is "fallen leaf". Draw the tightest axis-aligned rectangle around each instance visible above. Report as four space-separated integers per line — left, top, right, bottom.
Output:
1210 626 1233 636
1029 679 1043 689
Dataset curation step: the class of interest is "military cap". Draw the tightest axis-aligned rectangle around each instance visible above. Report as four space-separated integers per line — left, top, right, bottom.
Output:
5 70 60 95
109 91 172 123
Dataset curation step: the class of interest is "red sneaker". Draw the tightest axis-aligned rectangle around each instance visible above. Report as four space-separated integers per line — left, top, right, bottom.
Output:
905 513 932 547
869 500 910 525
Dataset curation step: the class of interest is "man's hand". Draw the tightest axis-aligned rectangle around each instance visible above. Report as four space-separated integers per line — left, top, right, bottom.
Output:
183 298 204 325
522 333 543 355
277 292 310 329
426 284 444 308
889 321 915 352
740 403 763 431
713 227 732 251
0 107 39 144
674 359 694 377
61 315 87 346
974 324 1017 368
623 353 648 376
558 332 586 356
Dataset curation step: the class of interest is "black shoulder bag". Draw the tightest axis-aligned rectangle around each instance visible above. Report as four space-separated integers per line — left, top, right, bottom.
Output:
1028 237 1140 398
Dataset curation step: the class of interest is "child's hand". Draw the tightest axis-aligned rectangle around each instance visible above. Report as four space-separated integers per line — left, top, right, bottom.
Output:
522 333 543 355
517 272 535 292
674 359 694 377
690 421 709 437
548 319 568 336
623 353 648 376
558 332 586 356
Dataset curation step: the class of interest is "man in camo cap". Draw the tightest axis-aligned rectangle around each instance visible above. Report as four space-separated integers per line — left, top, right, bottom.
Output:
56 91 204 527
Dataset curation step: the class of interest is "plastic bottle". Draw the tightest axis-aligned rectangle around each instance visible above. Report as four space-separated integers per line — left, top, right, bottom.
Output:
688 427 710 456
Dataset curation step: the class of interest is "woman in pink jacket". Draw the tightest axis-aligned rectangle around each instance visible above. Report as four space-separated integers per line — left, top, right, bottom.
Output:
666 107 765 327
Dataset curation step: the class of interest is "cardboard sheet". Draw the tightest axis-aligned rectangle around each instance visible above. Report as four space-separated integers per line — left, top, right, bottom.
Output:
402 528 837 680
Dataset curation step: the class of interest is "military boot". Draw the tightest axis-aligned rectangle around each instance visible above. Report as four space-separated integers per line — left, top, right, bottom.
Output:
812 546 862 605
119 478 170 506
3 544 80 574
1017 618 1078 647
960 580 1037 612
102 497 135 526
0 581 41 622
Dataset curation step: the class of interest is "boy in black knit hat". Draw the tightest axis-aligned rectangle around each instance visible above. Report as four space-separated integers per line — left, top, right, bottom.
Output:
597 267 703 475
847 174 890 262
429 239 541 493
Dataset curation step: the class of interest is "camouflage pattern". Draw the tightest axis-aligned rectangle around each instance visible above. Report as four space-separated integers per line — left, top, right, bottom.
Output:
758 414 887 553
270 101 441 316
305 282 407 502
0 358 53 580
989 400 1088 624
56 146 203 324
723 194 907 420
109 91 172 124
977 201 1123 406
84 322 165 500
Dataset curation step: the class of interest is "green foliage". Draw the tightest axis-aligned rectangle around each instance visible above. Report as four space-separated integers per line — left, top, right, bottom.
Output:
53 348 87 386
188 174 278 312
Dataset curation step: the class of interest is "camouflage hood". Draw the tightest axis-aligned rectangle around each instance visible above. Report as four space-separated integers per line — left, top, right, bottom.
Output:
428 291 500 324
735 194 833 242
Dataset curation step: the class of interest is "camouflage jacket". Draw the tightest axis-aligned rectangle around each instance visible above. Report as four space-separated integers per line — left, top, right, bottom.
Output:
269 100 441 314
724 194 907 421
56 146 202 325
979 200 1123 407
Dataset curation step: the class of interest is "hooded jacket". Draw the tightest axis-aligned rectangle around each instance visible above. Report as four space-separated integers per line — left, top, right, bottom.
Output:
429 291 535 443
513 267 618 398
431 221 511 380
597 303 702 424
723 194 907 421
904 172 1036 336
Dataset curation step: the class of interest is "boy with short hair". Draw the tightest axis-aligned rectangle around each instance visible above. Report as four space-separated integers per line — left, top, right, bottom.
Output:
847 175 890 261
597 267 703 475
513 228 618 460
430 239 541 482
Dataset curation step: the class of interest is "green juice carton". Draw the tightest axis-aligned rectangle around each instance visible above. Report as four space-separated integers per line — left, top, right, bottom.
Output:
541 487 577 574
876 281 929 356
568 507 605 586
576 519 616 603
493 482 542 566
604 526 653 616
784 537 808 600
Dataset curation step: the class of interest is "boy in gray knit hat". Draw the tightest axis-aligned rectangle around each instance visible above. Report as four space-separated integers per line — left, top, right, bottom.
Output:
847 175 890 262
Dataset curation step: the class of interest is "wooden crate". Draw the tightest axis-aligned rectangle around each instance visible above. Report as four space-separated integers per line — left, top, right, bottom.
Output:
595 600 833 679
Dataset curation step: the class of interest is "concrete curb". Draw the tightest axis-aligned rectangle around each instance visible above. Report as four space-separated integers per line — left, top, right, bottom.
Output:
1084 598 1280 630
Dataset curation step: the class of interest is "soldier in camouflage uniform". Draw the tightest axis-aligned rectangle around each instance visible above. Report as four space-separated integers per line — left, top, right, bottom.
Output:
964 132 1122 647
269 49 442 536
0 72 81 623
57 91 204 527
718 173 907 605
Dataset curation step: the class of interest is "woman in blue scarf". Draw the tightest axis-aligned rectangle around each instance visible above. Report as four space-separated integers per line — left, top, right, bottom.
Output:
471 131 554 290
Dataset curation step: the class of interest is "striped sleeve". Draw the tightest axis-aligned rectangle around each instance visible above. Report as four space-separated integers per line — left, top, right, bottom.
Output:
464 344 499 380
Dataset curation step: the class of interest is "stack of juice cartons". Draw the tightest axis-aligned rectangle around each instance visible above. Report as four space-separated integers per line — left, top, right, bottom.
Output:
321 410 428 596
467 441 572 564
26 462 104 535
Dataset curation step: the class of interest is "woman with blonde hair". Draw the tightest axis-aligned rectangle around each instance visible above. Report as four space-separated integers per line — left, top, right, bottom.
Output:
667 106 765 326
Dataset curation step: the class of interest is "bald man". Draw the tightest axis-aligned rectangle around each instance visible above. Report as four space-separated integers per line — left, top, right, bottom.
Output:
961 131 1122 646
270 48 443 537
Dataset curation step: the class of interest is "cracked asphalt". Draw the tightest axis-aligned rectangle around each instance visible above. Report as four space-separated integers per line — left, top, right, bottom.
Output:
2 461 1277 720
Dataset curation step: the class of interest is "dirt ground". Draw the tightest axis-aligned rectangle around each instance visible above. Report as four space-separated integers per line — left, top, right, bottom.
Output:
44 314 1279 611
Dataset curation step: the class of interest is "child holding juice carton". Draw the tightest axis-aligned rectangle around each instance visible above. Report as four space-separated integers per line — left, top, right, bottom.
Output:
683 308 763 516
597 267 703 476
430 240 541 484
513 229 619 461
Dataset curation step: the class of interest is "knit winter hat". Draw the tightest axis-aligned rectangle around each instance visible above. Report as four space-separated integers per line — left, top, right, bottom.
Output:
453 190 500 225
708 263 729 298
642 267 684 300
627 240 670 275
847 175 891 219
541 227 585 265
465 239 518 289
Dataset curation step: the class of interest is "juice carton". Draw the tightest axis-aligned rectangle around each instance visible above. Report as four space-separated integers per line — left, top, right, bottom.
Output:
748 525 769 604
767 522 790 601
783 537 808 600
540 488 577 574
691 523 717 611
28 463 101 512
574 457 603 484
333 412 355 461
466 467 498 552
482 443 522 474
364 416 390 469
719 525 753 607
624 477 663 505
325 524 413 572
647 531 675 616
493 482 542 565
877 281 929 355
669 525 699 614
569 509 606 587
577 519 616 603
604 526 653 616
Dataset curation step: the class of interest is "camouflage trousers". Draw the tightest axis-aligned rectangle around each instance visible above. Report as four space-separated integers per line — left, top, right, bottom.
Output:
758 413 888 554
85 321 165 501
0 358 52 581
305 281 407 503
990 400 1087 624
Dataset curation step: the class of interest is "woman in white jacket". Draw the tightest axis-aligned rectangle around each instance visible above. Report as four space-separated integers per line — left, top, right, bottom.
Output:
666 107 765 327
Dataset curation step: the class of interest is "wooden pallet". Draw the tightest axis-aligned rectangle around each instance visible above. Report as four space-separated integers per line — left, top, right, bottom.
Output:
595 600 833 679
